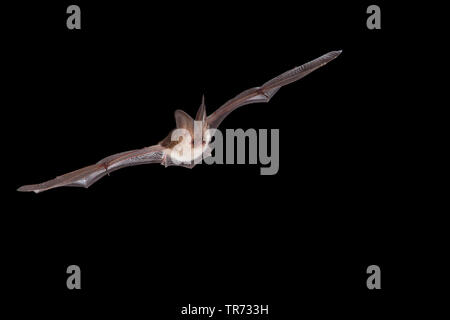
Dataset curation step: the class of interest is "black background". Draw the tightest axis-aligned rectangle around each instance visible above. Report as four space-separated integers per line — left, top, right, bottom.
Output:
4 0 417 318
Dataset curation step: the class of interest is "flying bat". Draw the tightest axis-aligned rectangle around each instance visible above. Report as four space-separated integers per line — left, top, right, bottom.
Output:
17 50 342 193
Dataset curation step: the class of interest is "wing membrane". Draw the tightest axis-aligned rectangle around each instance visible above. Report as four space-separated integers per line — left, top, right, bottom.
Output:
17 145 166 193
207 50 342 128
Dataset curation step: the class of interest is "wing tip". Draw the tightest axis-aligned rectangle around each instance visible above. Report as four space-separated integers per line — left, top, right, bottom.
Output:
327 50 342 59
334 49 343 56
17 184 44 193
17 185 28 192
317 50 342 66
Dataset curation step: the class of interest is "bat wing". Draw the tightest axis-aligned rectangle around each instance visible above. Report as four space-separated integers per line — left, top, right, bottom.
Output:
206 50 342 129
17 145 166 193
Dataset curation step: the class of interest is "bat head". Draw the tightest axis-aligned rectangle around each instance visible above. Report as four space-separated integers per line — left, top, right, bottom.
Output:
174 95 210 144
169 96 212 163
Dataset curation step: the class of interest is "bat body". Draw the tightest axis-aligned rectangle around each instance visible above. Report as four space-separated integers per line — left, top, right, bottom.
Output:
18 50 342 193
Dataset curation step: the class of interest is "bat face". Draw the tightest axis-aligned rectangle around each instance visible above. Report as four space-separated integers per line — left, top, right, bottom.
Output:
166 119 212 165
169 129 212 164
161 96 213 165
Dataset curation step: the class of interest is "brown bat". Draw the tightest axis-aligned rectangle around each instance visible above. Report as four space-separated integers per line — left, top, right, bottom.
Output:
17 50 341 193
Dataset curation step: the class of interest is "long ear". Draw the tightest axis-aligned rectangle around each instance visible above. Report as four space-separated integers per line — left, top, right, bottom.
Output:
174 110 194 130
195 95 207 122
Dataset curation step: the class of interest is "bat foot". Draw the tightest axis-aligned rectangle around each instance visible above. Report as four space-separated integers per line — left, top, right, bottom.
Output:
161 154 169 168
180 161 196 169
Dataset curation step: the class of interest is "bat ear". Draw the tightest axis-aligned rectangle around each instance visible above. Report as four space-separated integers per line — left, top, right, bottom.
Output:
195 94 207 122
174 110 194 131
